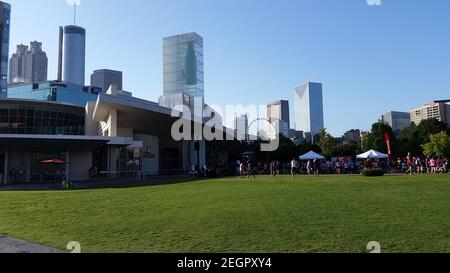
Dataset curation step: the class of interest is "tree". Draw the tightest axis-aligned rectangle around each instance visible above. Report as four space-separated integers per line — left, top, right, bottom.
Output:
364 123 396 155
398 122 422 157
297 141 322 156
422 132 450 158
360 132 371 152
416 119 449 144
318 129 338 158
334 142 358 158
271 135 298 162
398 119 449 156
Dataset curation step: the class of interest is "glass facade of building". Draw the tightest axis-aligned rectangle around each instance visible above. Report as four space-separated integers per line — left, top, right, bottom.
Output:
163 33 204 109
7 81 101 107
294 82 324 139
0 2 11 97
0 100 85 135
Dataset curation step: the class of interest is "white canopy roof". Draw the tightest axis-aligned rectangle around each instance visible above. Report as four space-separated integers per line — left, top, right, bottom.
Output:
357 150 389 159
299 151 325 160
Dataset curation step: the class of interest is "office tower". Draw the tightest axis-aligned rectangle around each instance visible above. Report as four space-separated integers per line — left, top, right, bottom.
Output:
294 82 324 140
379 111 411 134
61 25 86 86
25 41 48 83
234 114 249 141
9 41 48 85
9 44 28 84
343 129 361 143
91 69 123 91
163 32 204 112
0 1 11 97
267 100 290 125
410 100 450 125
272 119 289 137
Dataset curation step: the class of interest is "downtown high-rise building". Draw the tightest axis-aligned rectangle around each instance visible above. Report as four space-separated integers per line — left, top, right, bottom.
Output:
294 82 324 141
9 41 48 85
8 44 27 84
60 25 86 86
410 100 450 126
91 69 123 91
267 100 290 136
162 32 204 114
343 129 362 143
234 114 249 141
0 1 11 97
378 111 411 135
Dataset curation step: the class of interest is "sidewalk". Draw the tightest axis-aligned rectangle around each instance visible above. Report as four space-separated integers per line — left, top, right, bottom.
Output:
0 234 64 253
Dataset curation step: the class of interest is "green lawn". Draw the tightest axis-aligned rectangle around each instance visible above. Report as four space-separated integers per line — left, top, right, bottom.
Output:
1 175 450 253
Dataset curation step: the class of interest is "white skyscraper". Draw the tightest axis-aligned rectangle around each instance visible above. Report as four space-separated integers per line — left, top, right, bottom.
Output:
294 82 324 140
61 25 86 86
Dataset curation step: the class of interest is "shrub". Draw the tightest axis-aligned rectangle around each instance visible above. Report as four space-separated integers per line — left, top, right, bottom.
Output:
361 168 385 177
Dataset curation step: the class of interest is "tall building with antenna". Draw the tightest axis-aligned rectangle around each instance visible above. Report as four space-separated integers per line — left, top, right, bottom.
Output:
57 3 86 86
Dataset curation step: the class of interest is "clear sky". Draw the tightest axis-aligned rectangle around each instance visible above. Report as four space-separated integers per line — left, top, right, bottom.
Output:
6 0 450 136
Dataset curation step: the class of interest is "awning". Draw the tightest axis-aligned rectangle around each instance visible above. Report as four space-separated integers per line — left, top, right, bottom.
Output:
299 151 325 160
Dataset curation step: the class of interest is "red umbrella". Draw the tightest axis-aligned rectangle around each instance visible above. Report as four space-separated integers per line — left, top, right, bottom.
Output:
41 159 66 164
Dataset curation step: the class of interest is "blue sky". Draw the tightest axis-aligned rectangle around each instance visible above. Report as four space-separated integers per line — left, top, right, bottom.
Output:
7 0 450 136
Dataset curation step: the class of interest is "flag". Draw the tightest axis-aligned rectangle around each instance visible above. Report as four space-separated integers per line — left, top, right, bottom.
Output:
384 132 392 159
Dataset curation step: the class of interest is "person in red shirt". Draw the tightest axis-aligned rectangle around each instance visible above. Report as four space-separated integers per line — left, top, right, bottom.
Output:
406 153 414 175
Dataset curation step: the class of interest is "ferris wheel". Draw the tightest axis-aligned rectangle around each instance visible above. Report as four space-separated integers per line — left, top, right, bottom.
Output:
248 118 277 141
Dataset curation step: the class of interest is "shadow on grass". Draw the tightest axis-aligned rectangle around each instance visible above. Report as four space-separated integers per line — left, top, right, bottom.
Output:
0 176 214 192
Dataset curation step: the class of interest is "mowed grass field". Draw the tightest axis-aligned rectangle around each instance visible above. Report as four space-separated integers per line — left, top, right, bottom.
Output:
1 175 450 253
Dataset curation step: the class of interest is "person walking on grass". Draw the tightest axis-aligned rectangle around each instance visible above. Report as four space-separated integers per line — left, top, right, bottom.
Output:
291 158 299 177
406 153 414 175
313 159 320 176
306 160 312 175
274 161 280 177
248 162 256 179
430 157 437 174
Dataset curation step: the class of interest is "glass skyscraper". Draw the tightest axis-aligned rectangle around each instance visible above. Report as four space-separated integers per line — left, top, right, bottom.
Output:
294 82 324 140
0 1 11 97
163 33 204 111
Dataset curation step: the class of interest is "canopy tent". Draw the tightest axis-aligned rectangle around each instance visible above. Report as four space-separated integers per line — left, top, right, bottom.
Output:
299 151 325 160
357 150 389 159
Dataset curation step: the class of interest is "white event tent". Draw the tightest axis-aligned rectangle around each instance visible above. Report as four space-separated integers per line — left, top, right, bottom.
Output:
357 150 389 159
299 151 325 160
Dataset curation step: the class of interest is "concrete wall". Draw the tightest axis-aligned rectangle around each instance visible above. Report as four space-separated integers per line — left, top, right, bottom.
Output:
69 150 92 181
85 101 98 136
118 127 133 138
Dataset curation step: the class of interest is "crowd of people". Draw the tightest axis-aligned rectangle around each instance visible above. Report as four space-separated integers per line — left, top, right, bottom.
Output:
397 153 448 175
234 155 448 178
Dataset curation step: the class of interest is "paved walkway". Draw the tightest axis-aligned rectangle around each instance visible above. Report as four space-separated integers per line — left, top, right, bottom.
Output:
0 234 64 253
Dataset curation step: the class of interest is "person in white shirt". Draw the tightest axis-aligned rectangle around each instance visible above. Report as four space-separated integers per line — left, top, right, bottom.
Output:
291 159 298 177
